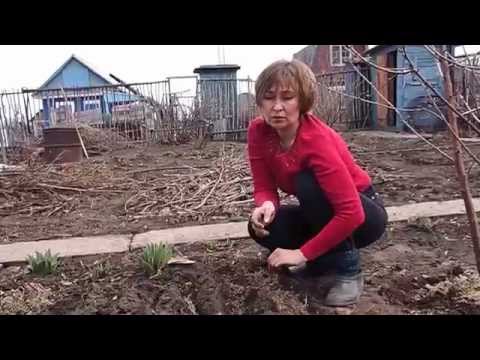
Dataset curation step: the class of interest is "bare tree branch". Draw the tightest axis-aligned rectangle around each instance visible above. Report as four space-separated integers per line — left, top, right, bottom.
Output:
343 49 454 163
460 95 480 126
400 48 480 166
462 106 480 116
345 45 480 141
409 47 480 139
316 79 452 123
439 55 480 275
345 45 414 75
424 45 480 72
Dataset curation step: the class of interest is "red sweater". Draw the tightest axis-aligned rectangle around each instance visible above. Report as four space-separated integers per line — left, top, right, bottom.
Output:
247 113 372 260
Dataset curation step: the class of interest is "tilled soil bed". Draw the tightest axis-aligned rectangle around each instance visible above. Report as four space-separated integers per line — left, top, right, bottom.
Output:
1 215 479 315
2 130 480 314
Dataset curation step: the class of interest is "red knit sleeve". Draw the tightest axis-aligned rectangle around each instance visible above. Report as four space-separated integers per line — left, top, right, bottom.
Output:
299 135 365 260
247 120 280 209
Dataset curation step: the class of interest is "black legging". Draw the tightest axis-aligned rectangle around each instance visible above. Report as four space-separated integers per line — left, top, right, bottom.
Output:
248 170 388 274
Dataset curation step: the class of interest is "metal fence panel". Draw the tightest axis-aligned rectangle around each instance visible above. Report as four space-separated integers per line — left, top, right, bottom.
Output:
1 71 373 163
316 68 372 130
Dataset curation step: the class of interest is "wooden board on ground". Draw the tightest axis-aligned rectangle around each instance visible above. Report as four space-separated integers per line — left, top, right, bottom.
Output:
1 198 480 265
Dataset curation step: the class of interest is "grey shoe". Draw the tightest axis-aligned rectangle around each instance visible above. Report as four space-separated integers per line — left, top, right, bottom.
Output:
281 265 336 295
324 272 364 307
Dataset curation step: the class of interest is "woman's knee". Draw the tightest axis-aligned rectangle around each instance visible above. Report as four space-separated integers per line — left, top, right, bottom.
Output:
247 206 305 250
247 220 278 252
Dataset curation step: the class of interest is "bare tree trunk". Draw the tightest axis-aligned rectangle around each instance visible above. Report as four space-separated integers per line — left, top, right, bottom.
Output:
440 57 480 275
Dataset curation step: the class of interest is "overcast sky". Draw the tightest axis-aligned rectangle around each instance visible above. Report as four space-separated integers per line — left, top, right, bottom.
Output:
0 45 309 91
1 45 479 92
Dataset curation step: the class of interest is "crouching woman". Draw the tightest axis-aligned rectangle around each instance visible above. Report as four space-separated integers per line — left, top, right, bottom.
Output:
247 59 388 307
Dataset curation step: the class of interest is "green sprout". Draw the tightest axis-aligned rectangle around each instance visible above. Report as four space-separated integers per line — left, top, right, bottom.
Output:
26 250 60 276
141 243 174 276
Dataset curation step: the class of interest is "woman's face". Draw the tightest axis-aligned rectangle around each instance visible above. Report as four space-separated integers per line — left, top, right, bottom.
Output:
259 84 300 131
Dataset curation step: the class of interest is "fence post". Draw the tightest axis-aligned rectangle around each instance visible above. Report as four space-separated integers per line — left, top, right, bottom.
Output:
0 116 7 164
0 94 8 163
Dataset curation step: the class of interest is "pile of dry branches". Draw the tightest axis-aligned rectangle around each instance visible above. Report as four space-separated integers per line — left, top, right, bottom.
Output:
0 160 129 217
123 145 254 222
0 143 269 224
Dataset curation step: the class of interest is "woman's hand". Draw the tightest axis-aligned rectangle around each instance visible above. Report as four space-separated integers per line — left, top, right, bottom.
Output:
267 248 307 271
250 201 276 238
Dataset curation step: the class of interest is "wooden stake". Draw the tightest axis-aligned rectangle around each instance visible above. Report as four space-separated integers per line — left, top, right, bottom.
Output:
75 125 89 159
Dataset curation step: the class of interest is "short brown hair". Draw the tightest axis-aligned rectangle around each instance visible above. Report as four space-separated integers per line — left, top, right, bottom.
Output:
255 59 317 114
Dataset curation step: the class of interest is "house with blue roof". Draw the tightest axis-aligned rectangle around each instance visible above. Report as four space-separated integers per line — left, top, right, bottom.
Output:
33 54 139 126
